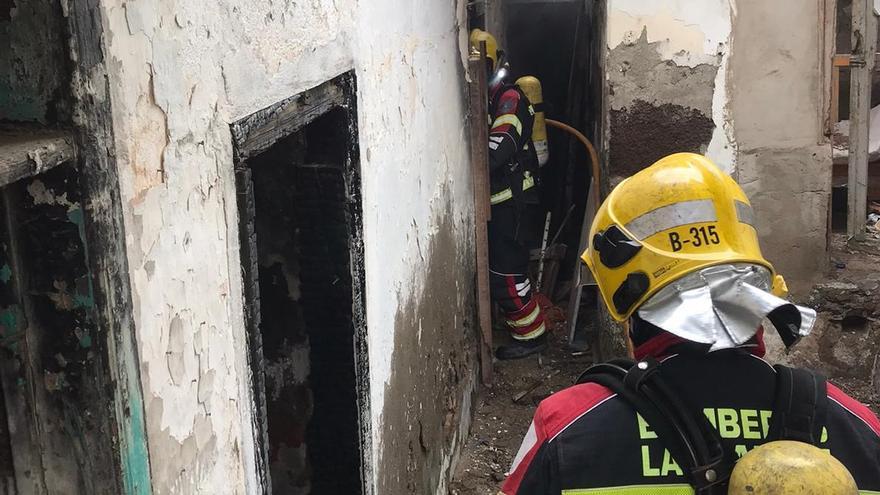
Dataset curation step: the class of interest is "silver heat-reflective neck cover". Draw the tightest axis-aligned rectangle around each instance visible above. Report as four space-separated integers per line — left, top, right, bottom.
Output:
637 263 816 351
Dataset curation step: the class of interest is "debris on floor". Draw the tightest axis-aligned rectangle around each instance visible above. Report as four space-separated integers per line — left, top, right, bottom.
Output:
765 234 880 414
449 330 593 494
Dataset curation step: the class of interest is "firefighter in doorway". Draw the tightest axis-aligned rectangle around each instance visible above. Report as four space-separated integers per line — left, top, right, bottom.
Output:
470 29 547 360
501 153 880 494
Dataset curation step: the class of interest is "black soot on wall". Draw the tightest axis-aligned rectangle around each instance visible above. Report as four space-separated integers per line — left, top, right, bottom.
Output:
239 107 366 494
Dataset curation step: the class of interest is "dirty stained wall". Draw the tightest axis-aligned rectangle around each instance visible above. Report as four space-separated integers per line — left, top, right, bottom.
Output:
0 169 121 494
604 0 735 178
729 0 832 289
98 0 476 492
356 1 477 493
603 0 831 288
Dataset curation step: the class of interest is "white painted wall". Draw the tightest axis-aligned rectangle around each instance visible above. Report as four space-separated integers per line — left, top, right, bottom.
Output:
98 0 473 492
606 0 737 171
354 1 473 484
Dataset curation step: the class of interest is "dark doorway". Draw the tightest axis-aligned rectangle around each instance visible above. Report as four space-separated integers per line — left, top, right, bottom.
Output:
504 0 600 291
232 74 369 494
500 1 603 347
2 0 139 489
0 150 122 493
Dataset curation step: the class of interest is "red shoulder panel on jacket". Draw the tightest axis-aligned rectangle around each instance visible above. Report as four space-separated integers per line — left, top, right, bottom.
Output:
828 383 880 437
535 382 616 440
496 88 522 114
501 383 615 494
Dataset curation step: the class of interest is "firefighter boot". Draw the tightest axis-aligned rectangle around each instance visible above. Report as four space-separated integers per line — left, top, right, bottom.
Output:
495 333 548 360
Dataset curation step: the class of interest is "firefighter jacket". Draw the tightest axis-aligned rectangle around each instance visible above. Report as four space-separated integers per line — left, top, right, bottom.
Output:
502 337 880 494
489 85 540 207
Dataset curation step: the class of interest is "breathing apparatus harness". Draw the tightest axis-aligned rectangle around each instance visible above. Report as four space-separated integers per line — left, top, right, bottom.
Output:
488 55 540 212
576 356 828 494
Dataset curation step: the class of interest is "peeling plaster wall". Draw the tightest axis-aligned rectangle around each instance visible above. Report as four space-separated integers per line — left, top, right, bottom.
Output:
729 0 831 290
355 1 477 493
604 0 736 177
603 0 830 288
97 0 476 493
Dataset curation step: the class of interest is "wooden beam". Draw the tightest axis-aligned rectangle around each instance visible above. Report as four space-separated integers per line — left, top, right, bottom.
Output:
832 53 880 66
821 0 837 137
0 127 76 187
467 47 493 385
833 54 852 66
231 77 346 163
67 0 153 492
831 66 841 125
848 0 878 239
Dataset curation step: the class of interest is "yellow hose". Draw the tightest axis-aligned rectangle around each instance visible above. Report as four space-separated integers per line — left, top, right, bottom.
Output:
545 120 621 354
545 119 601 200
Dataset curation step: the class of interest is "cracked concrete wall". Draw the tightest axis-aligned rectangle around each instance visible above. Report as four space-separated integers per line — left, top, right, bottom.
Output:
604 0 736 179
96 0 475 493
603 0 831 289
730 0 831 291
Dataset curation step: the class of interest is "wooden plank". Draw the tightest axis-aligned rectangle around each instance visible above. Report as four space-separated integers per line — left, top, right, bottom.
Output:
566 182 598 345
67 0 153 492
3 182 86 494
832 53 880 66
821 0 836 136
0 127 75 188
833 54 852 66
468 48 493 385
847 0 877 239
231 78 345 162
0 190 45 495
833 161 880 200
233 165 271 491
831 66 841 124
337 75 375 495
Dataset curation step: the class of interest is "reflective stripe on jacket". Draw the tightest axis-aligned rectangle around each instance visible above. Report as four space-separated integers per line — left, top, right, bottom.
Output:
488 86 538 205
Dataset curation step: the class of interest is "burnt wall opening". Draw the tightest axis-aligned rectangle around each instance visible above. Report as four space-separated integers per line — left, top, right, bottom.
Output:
1 0 125 492
233 74 368 495
0 162 119 493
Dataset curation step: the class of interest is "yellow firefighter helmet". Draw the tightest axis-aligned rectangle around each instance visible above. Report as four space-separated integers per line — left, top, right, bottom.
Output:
729 441 859 495
469 29 498 70
581 152 788 321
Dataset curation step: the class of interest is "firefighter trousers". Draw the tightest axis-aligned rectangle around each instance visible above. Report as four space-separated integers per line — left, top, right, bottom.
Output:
488 203 546 341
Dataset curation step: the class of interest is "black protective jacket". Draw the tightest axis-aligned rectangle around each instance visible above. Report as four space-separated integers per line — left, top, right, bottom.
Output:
502 342 880 494
488 84 539 206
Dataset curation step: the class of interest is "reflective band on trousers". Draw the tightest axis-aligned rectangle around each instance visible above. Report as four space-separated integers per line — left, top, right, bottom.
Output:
506 302 541 328
491 114 523 135
511 321 545 341
491 174 536 205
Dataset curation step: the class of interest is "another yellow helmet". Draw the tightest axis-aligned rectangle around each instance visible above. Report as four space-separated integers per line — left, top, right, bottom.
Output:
469 29 498 70
581 153 786 322
729 441 858 495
